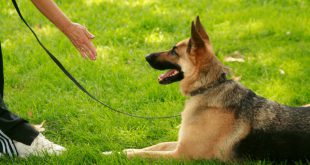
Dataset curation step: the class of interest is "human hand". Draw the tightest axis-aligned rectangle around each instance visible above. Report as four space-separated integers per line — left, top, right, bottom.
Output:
63 23 96 60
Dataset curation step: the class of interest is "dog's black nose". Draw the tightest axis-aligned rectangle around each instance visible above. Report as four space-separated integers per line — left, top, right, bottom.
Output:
145 54 153 63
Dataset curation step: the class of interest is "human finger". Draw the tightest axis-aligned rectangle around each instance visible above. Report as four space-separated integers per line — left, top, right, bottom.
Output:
84 28 95 39
84 41 96 60
78 47 88 59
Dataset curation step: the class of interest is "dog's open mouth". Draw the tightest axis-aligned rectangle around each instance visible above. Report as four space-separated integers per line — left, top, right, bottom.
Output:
158 69 184 84
145 53 184 84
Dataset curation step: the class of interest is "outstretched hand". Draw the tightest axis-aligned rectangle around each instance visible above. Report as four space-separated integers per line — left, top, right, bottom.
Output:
64 23 97 60
30 0 97 60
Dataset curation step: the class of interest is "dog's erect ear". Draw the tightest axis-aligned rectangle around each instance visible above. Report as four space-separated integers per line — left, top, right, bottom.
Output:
190 21 205 48
195 16 209 42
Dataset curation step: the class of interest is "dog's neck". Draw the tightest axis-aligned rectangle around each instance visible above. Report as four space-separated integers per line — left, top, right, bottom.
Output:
189 73 227 97
180 57 228 96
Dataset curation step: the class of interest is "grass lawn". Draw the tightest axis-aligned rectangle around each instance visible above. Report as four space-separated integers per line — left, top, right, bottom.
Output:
0 0 309 164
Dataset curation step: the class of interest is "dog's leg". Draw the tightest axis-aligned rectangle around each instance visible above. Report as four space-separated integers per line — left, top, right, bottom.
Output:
105 142 178 156
125 150 179 159
302 104 310 107
142 142 177 151
123 142 179 159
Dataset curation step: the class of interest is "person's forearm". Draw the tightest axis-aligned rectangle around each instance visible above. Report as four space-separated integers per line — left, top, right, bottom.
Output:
31 0 72 34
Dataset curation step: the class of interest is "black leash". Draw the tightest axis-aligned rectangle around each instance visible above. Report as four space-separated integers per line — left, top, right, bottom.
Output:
11 0 180 119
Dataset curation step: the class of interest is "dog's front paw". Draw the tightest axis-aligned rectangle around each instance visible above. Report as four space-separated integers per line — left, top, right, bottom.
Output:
102 151 113 155
102 151 122 155
123 149 140 154
103 149 142 157
122 149 143 158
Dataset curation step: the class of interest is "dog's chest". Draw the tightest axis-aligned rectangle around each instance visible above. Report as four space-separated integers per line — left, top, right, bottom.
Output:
178 97 251 160
179 97 236 138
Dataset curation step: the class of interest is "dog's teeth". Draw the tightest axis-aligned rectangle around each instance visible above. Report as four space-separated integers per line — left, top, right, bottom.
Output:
172 71 178 76
158 74 165 80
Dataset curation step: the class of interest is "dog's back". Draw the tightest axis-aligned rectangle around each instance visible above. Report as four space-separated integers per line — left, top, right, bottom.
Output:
234 93 310 161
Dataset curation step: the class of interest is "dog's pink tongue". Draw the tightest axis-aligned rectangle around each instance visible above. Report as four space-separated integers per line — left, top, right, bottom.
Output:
159 69 177 80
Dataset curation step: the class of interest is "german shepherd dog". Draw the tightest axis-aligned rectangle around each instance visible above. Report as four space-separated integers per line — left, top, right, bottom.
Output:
122 17 310 162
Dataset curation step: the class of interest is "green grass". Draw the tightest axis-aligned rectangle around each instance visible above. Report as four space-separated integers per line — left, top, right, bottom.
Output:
0 0 309 164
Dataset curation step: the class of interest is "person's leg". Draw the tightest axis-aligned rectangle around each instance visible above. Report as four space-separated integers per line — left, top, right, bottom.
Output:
0 99 39 145
0 43 65 157
0 43 39 146
0 130 18 157
0 42 3 98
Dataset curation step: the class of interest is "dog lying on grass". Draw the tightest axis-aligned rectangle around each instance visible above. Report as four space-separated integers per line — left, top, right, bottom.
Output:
106 16 310 162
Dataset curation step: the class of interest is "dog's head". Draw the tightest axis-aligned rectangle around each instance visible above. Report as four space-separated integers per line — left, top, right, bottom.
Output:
146 16 216 86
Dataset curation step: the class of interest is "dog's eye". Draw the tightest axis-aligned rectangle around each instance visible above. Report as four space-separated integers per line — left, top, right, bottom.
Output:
170 50 178 56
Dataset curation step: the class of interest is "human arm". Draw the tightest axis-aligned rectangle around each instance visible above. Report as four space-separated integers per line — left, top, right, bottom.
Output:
31 0 96 60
